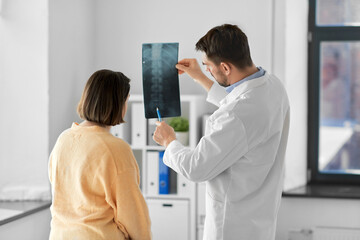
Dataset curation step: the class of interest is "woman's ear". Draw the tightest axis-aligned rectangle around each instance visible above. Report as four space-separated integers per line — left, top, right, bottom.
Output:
220 62 231 75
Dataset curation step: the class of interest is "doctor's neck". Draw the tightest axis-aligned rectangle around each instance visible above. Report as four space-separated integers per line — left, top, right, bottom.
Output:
230 64 258 85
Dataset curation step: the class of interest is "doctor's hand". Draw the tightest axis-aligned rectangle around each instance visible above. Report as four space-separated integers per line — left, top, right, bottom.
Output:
176 58 206 81
153 121 176 147
176 58 214 92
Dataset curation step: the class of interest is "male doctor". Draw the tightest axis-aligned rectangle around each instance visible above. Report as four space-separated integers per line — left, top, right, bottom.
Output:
153 24 290 240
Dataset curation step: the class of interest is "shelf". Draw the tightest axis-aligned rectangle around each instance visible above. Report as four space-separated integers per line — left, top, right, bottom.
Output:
145 195 191 200
131 145 166 151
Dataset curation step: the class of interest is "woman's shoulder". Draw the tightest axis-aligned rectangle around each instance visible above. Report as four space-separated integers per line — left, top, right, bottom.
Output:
54 127 73 143
101 134 137 171
102 133 132 151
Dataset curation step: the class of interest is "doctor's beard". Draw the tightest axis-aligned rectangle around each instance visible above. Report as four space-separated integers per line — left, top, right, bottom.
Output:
212 71 230 87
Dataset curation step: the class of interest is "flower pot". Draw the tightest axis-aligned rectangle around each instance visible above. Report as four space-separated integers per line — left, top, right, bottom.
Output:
175 131 189 146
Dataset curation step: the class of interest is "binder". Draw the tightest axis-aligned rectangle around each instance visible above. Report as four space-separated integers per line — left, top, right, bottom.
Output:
146 151 159 196
131 102 146 146
111 114 131 142
197 182 206 226
147 119 157 146
110 124 122 138
177 172 191 197
158 151 169 194
110 124 127 140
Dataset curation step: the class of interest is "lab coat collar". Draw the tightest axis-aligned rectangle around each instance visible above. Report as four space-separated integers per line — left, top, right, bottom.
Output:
219 72 269 106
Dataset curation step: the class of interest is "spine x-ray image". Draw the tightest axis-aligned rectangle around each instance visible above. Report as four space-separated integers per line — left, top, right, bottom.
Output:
142 43 181 119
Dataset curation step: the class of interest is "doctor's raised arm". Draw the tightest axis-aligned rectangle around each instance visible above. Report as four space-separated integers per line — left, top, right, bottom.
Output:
153 24 290 240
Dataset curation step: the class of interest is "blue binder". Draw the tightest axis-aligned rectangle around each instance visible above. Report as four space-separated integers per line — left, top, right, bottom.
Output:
158 151 170 194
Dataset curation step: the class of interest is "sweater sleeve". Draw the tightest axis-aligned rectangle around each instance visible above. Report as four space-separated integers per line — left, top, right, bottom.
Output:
109 169 152 240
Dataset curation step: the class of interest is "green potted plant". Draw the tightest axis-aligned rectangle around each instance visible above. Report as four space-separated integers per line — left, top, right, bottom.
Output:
169 117 189 146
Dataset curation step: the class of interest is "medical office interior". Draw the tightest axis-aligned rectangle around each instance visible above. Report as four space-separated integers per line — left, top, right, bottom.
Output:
1 0 360 239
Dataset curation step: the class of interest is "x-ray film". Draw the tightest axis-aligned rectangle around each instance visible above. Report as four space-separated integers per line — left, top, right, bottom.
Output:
142 42 181 119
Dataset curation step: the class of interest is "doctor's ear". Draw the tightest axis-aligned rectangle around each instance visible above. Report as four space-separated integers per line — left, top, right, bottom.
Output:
220 62 231 75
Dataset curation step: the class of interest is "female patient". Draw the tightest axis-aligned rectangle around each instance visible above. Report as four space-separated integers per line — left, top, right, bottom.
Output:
48 70 151 240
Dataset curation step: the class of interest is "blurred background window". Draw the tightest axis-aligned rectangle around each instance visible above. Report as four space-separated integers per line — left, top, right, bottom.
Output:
317 0 360 26
308 0 360 183
319 41 360 175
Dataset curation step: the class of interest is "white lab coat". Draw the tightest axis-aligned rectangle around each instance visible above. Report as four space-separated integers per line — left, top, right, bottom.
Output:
163 72 290 240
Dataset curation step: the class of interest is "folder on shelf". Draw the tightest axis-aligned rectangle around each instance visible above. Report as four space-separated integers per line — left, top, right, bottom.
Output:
111 111 131 142
146 151 159 196
131 102 146 146
110 124 123 138
159 151 170 194
110 123 129 141
177 172 191 197
147 119 158 146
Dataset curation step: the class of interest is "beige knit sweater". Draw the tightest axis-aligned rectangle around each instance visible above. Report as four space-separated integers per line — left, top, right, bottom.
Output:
49 123 151 240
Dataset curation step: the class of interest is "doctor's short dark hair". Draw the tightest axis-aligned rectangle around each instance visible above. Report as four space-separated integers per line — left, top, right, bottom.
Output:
196 24 253 69
77 69 130 126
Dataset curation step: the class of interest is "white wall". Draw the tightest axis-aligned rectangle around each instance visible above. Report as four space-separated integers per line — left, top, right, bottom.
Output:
94 0 274 96
49 0 96 150
0 0 97 200
283 0 309 191
273 0 308 191
0 0 49 199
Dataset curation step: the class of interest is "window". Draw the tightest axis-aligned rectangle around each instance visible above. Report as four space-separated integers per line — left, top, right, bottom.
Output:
308 0 360 184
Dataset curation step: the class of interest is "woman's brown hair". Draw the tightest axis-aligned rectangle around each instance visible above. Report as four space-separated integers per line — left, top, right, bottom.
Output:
77 69 130 126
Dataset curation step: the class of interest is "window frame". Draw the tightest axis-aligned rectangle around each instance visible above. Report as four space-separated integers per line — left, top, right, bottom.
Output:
308 0 360 185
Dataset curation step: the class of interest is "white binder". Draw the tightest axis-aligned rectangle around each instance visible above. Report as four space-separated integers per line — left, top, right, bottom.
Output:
110 124 125 139
131 102 146 146
147 118 158 146
146 151 159 196
177 173 191 197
